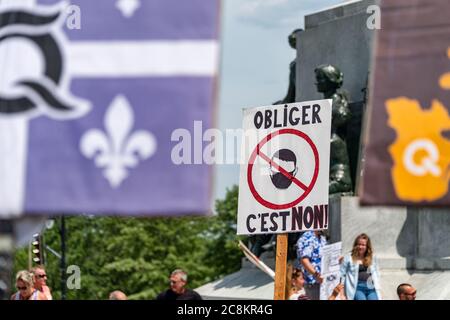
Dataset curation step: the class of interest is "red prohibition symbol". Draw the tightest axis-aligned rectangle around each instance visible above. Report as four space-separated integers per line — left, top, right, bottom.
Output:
247 128 319 210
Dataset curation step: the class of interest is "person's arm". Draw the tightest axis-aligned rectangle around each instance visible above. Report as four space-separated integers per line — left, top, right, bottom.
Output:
301 257 323 284
339 256 346 282
43 286 52 300
371 256 382 299
38 291 48 300
374 256 381 280
328 283 345 300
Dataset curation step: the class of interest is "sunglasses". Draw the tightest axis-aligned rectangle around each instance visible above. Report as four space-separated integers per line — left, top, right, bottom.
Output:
37 274 47 278
17 286 28 290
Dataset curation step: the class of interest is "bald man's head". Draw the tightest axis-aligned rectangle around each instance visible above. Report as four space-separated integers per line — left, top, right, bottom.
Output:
109 290 127 300
397 283 416 300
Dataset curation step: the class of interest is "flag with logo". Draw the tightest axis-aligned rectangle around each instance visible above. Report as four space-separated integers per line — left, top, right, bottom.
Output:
360 0 450 206
0 0 220 217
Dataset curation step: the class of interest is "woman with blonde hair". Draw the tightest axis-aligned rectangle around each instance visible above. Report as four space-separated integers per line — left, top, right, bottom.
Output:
10 270 47 300
340 233 381 300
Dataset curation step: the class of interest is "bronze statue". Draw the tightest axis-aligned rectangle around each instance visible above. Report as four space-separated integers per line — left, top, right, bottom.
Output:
248 233 299 260
274 29 302 104
314 64 352 194
249 29 304 259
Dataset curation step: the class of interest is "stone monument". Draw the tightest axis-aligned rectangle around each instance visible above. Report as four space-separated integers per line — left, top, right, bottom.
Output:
196 0 450 299
273 28 302 105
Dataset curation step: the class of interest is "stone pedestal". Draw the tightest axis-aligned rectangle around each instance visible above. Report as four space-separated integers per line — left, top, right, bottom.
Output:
333 196 450 271
296 0 378 103
331 196 450 299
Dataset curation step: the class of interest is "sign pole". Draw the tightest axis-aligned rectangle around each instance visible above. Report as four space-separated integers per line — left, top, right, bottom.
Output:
28 241 32 270
273 233 288 300
60 215 66 300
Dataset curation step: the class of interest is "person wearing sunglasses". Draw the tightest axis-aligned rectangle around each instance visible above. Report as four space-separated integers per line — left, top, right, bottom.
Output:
11 270 47 300
397 283 417 300
31 266 53 300
156 269 202 300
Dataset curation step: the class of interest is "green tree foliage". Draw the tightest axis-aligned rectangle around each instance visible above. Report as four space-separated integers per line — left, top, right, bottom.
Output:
13 186 245 299
204 185 247 275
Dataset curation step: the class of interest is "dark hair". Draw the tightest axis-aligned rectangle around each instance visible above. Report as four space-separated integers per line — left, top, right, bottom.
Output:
292 268 303 280
272 149 297 167
286 264 304 298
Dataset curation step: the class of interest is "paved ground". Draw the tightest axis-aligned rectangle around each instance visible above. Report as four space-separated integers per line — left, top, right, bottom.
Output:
197 263 450 300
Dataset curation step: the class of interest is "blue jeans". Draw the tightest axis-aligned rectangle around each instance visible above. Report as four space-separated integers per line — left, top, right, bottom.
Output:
354 281 378 300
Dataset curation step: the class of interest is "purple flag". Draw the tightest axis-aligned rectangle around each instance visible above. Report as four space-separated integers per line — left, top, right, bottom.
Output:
0 0 220 217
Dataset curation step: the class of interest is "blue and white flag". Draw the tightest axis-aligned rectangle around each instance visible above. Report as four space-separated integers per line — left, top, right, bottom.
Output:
0 0 220 217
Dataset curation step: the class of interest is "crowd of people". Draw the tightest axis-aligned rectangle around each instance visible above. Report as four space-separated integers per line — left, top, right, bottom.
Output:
12 232 417 300
293 230 417 300
11 266 202 301
12 266 52 300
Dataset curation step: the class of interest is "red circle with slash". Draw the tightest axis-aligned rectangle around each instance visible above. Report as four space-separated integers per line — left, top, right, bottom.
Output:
247 128 319 210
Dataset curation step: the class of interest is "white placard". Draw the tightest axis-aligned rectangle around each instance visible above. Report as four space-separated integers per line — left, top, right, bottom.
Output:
237 100 332 235
320 241 342 300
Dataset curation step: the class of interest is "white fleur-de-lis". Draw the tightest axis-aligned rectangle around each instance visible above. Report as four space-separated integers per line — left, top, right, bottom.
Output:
80 95 156 188
116 0 141 18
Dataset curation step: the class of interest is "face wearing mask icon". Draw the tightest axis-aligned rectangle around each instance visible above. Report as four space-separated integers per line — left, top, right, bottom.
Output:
269 149 298 189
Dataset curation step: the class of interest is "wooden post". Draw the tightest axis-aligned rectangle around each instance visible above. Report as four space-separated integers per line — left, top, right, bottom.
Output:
273 233 288 300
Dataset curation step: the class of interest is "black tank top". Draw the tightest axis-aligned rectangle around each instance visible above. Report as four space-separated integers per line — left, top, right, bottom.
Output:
358 264 370 282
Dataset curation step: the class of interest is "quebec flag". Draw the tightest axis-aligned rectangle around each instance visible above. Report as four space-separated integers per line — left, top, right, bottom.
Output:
0 0 220 217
